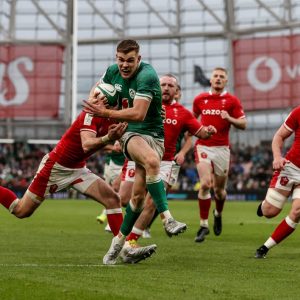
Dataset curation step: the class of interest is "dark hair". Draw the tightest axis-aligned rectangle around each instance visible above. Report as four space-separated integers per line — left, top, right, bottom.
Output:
117 40 140 54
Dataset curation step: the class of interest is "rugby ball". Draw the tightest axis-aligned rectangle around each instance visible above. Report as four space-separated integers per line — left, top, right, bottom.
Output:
94 83 119 106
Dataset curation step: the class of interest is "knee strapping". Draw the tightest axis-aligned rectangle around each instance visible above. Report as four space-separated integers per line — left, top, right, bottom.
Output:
9 198 20 213
292 188 300 200
265 189 287 209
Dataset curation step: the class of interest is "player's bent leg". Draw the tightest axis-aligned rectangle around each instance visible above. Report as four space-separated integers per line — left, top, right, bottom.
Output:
255 192 296 259
134 194 156 231
12 191 41 218
0 186 19 212
262 188 288 218
145 172 187 237
255 215 297 259
84 178 121 209
289 189 300 222
119 180 134 207
83 179 123 236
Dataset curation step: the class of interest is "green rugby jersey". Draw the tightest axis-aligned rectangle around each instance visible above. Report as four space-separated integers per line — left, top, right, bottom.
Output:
101 62 164 139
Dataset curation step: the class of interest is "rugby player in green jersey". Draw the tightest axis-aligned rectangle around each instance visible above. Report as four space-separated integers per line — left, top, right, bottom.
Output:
83 39 187 265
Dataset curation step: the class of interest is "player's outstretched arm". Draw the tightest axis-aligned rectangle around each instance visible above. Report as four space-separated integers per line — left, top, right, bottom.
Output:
81 122 127 153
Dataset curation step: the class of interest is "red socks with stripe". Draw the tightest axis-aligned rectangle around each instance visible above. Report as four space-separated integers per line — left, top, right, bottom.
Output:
106 209 123 236
0 186 18 210
198 198 211 219
271 217 296 244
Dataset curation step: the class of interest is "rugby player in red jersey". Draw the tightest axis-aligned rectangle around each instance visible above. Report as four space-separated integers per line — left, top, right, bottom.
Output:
0 111 127 238
255 106 300 258
193 67 247 243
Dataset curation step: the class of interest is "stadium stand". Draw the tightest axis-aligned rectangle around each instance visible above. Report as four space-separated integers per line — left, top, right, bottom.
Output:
0 142 277 198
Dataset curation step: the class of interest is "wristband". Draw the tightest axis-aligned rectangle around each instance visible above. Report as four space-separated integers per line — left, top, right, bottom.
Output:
101 134 111 144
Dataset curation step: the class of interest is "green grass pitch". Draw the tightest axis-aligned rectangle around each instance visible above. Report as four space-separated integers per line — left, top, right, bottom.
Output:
0 200 299 300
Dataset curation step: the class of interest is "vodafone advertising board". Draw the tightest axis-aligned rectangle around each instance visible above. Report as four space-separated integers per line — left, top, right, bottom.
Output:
233 35 300 111
0 45 64 118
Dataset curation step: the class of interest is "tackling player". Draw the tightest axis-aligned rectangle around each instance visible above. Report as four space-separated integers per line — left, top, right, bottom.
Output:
0 112 127 239
193 67 247 243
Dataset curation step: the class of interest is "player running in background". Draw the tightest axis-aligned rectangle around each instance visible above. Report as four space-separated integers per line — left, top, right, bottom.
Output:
0 111 127 241
255 106 300 258
118 74 216 263
142 81 193 238
193 67 247 243
83 40 188 265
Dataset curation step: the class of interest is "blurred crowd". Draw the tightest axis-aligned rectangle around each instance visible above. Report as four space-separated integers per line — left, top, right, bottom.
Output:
0 142 282 194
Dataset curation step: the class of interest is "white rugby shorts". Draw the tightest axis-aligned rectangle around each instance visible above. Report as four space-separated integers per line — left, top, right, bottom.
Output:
195 145 230 176
28 154 99 201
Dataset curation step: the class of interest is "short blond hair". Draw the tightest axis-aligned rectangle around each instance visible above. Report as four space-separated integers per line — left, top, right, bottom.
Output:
212 67 228 75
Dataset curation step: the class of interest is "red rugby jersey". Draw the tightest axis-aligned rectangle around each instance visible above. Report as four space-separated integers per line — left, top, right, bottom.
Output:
163 101 202 160
284 106 300 168
50 111 114 168
193 91 245 147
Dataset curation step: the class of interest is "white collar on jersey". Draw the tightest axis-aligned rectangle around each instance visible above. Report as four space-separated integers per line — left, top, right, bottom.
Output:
209 90 227 96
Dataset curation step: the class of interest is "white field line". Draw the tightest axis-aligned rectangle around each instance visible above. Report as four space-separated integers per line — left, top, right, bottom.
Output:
0 263 122 268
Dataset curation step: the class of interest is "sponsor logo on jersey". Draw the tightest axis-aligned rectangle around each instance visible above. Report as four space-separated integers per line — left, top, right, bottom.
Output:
204 99 208 104
163 118 178 125
84 113 93 125
202 109 222 116
129 88 136 99
202 109 222 115
280 176 289 186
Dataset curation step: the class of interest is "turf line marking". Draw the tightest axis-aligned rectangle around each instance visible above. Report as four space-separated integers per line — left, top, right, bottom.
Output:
0 263 123 268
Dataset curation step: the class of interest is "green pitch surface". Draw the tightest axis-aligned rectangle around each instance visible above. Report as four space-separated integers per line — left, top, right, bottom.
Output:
0 200 299 300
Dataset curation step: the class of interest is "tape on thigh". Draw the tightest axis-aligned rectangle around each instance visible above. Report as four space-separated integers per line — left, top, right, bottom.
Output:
265 188 288 209
292 188 300 200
